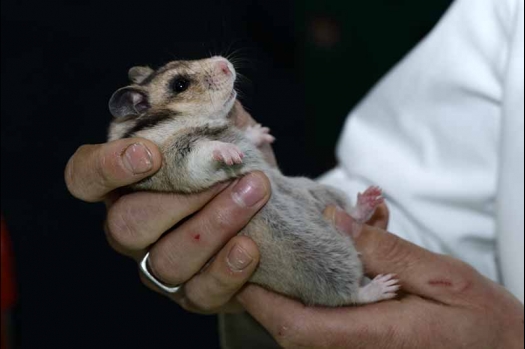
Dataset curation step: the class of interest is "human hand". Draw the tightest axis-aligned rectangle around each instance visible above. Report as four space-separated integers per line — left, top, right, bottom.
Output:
237 208 525 349
65 101 274 314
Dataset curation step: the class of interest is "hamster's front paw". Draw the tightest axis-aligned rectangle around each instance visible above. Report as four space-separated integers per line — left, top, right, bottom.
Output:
245 124 276 147
211 141 244 166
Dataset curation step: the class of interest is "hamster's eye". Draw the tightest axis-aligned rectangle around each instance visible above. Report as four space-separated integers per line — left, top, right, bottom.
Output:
171 77 190 93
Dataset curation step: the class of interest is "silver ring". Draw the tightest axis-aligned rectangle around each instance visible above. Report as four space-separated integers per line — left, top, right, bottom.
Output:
140 252 183 294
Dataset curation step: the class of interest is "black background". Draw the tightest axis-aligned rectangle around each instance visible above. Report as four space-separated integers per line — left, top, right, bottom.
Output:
1 0 452 348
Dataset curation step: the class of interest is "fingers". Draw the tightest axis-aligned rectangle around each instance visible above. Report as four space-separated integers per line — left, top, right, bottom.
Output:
325 206 482 305
138 236 259 315
126 172 269 314
182 236 260 313
146 172 270 292
105 183 229 255
65 138 162 202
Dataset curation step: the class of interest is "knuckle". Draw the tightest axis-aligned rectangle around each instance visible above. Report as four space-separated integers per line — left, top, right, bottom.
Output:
94 146 116 185
106 199 146 250
106 209 135 249
103 221 129 256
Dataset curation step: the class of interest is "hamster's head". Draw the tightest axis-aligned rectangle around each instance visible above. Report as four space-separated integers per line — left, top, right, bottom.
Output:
109 56 237 123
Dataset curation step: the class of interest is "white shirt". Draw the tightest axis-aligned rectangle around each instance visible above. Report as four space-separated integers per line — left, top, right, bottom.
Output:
320 0 524 302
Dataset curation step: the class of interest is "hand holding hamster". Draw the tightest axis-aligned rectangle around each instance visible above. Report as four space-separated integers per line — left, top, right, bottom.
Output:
106 56 399 306
66 103 275 314
238 212 525 348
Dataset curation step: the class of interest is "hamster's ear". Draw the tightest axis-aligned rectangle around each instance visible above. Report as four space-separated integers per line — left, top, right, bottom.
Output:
128 66 154 84
109 87 150 118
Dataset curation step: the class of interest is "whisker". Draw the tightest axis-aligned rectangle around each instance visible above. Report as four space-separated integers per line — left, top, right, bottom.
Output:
199 60 217 111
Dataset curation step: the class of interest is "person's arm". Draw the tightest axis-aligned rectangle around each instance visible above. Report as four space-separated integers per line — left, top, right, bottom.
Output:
238 209 525 349
495 0 524 303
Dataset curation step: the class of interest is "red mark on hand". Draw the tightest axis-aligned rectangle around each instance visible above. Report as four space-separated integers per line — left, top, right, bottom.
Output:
194 234 201 241
428 280 453 287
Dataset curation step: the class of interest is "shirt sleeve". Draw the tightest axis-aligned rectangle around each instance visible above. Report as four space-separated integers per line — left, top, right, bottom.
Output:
495 0 524 303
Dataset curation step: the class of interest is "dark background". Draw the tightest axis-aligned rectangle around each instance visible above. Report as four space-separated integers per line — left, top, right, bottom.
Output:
1 0 453 348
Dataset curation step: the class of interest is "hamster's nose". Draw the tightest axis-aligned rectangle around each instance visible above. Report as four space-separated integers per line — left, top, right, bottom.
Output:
216 61 231 76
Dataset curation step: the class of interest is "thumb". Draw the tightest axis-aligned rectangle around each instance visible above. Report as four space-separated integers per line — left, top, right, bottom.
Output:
65 138 162 202
324 206 480 305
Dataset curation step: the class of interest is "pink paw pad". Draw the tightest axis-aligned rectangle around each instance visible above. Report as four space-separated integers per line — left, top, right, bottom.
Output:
212 143 244 166
245 124 276 147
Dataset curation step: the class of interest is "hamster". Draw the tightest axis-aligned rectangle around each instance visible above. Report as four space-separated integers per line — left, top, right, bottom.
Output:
107 56 399 307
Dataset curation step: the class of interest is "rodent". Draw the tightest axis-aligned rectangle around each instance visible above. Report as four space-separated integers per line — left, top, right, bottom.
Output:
107 56 399 306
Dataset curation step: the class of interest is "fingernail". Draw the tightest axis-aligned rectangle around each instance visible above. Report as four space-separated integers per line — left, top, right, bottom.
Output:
123 143 153 174
335 206 363 239
227 244 253 271
232 173 268 208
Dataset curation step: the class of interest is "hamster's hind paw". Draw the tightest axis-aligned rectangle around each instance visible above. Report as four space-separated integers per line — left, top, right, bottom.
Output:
351 186 384 223
355 274 400 305
211 142 244 166
358 186 384 208
245 123 276 147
